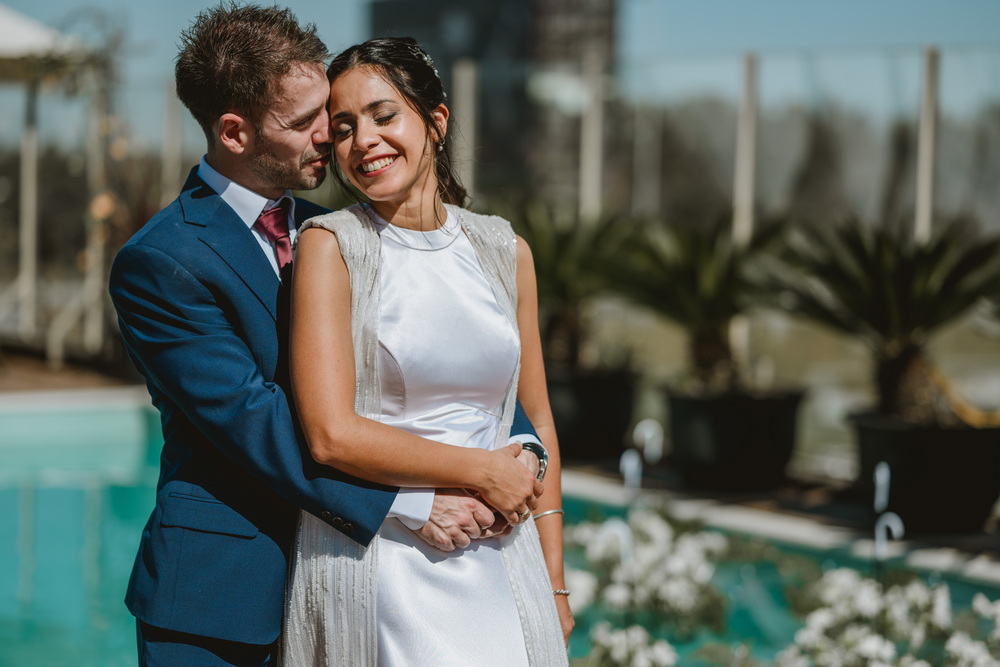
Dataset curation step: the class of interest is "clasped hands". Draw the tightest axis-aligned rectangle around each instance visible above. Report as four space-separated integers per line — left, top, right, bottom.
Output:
413 442 543 552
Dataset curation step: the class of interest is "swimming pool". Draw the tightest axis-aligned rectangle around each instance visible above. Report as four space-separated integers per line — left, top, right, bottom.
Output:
2 389 998 665
0 388 158 667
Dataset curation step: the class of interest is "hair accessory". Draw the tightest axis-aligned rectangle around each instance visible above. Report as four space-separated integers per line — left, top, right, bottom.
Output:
408 43 440 78
406 42 447 100
553 589 570 596
533 509 564 520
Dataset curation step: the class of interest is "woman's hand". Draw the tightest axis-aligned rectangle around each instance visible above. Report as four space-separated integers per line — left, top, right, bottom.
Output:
555 595 574 644
476 443 543 525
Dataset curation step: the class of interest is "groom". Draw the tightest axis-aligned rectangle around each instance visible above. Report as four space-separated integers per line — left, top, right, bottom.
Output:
109 4 542 665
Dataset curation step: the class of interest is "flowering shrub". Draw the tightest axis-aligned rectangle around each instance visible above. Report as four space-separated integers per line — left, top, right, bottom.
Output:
775 568 1000 667
564 508 1000 666
566 506 728 639
587 623 678 667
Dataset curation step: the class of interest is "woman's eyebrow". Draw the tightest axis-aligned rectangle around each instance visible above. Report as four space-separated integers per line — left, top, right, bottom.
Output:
331 99 396 120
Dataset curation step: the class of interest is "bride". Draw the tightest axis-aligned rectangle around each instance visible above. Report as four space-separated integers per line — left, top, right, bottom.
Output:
282 37 572 665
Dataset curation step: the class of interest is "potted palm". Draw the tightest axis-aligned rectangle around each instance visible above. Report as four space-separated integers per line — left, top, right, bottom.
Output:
499 199 639 461
612 214 804 490
766 216 1000 532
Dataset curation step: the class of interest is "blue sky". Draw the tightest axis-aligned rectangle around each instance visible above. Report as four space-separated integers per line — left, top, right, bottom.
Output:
2 0 999 148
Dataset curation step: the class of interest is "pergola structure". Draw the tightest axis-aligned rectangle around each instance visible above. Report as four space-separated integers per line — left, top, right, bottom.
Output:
0 4 101 365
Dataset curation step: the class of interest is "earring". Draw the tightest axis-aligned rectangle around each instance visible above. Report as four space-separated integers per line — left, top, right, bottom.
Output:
436 138 445 152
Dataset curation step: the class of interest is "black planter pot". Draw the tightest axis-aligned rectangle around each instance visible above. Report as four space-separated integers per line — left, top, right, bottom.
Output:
547 368 636 462
850 412 1000 533
666 390 804 491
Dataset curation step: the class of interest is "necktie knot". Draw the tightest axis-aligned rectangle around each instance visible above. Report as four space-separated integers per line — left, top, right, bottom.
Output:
255 198 291 241
254 198 293 272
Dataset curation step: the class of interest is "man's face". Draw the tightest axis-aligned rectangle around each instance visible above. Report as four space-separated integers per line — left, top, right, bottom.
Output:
247 63 332 196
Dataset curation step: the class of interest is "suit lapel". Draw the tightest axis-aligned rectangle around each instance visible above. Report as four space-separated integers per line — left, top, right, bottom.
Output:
178 171 280 320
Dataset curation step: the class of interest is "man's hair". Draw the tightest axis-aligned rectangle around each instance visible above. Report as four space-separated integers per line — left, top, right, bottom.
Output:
175 2 329 144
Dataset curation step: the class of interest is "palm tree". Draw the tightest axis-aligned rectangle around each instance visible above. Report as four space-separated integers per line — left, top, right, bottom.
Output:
613 213 786 393
765 216 1000 426
609 213 798 490
502 199 636 372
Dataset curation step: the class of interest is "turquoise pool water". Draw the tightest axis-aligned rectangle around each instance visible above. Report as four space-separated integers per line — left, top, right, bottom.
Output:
0 389 158 667
1 390 997 666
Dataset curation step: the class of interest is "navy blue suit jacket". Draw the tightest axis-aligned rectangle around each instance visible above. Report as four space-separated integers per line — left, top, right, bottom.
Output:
110 168 538 645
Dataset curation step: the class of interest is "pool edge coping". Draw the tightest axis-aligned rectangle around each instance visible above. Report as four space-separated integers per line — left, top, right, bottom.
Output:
562 469 1000 589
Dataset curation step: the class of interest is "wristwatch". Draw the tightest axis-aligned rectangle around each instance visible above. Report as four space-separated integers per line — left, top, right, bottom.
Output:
519 441 548 482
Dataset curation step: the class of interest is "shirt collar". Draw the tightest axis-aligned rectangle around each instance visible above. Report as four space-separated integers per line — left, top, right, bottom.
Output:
197 156 297 229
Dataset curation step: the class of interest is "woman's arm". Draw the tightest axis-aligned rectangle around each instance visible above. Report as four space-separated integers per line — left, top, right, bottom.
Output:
515 236 574 643
290 226 540 523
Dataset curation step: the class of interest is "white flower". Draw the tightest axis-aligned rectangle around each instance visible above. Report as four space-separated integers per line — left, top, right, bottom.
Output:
775 645 809 667
930 584 952 630
898 659 932 667
973 593 1000 621
854 631 895 661
563 568 597 613
906 621 926 650
589 622 678 667
854 579 884 618
587 528 628 563
659 578 698 613
945 631 1000 667
972 593 1000 643
805 608 836 631
602 582 633 610
648 639 678 666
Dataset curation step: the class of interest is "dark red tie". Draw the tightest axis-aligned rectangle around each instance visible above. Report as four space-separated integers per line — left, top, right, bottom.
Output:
254 198 293 272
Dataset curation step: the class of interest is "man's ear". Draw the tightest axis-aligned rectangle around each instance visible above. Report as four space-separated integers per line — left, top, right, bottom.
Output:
216 112 253 155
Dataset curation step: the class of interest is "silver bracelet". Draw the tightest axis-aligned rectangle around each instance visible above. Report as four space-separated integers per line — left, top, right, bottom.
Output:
553 589 570 596
533 509 564 520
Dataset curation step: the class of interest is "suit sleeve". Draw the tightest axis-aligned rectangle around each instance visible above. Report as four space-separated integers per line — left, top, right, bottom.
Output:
511 400 540 442
109 242 395 545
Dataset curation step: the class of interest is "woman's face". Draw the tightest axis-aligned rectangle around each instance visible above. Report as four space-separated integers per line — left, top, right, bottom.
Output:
328 66 447 209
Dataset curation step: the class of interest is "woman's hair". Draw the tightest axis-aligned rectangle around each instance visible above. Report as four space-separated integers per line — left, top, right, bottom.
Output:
327 37 468 207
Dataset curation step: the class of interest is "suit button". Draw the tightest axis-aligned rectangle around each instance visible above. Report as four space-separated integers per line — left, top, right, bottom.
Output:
320 511 332 521
341 522 354 535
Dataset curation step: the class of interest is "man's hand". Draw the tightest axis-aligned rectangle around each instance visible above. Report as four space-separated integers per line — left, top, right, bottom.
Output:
478 508 515 539
411 489 497 552
514 442 541 480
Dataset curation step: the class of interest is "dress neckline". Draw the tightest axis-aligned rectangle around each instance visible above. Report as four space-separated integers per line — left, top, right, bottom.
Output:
363 204 461 251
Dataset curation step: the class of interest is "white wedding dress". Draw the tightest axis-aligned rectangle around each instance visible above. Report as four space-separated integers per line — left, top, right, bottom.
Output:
283 206 567 666
371 210 528 665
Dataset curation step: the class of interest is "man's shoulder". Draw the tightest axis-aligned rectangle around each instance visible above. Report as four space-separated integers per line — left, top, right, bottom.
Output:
119 198 197 253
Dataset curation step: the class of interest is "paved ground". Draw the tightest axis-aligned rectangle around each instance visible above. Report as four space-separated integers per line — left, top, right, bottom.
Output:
0 351 132 393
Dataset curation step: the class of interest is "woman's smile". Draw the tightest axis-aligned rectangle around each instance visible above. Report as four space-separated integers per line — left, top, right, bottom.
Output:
360 155 397 174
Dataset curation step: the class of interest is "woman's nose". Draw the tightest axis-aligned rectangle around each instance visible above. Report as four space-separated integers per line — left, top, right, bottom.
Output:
353 121 379 151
